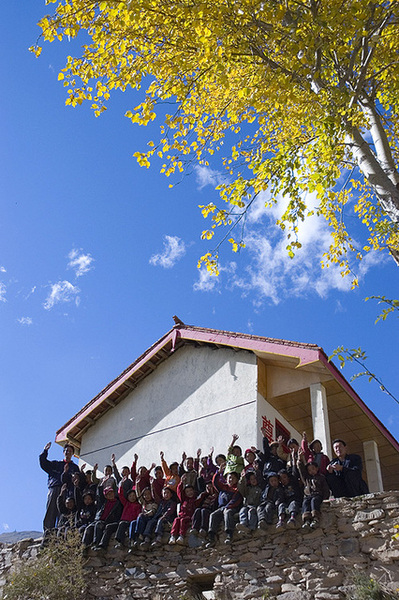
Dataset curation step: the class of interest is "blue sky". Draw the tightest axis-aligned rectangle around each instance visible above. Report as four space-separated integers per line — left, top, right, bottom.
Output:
1 2 398 534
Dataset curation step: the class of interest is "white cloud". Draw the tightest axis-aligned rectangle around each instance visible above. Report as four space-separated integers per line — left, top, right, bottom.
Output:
0 282 6 303
193 268 219 292
149 235 186 268
195 165 227 190
17 317 33 326
67 248 94 278
2 523 9 531
43 281 80 310
0 266 6 273
193 261 236 293
226 190 385 304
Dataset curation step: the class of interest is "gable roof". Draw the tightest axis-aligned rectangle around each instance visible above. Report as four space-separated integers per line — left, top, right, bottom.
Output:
55 323 399 489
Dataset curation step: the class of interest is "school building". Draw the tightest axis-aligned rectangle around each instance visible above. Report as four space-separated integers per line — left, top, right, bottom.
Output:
55 322 399 491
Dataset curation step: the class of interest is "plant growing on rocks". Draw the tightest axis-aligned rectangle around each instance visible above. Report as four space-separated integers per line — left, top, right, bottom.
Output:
347 573 399 600
2 529 87 600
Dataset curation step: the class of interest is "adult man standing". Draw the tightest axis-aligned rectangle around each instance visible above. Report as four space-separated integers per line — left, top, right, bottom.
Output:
326 439 369 498
39 441 80 531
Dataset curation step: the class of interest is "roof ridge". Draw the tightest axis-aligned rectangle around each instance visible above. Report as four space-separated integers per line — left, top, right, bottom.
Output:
176 323 321 350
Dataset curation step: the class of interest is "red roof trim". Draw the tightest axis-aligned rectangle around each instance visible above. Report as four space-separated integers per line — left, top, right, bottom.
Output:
56 323 398 453
56 324 322 441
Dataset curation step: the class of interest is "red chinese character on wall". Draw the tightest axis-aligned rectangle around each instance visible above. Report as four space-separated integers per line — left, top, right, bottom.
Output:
261 416 274 442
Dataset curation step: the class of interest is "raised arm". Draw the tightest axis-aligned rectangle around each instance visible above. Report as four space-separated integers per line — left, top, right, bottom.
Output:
160 451 171 477
131 454 138 482
111 454 121 483
228 434 239 453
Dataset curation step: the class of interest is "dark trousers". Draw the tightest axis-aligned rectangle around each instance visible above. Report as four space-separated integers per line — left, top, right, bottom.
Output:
115 520 131 543
143 516 172 538
82 521 106 547
43 486 61 531
135 514 153 539
192 507 212 531
302 495 322 515
257 501 275 524
326 471 369 498
278 499 301 517
98 522 119 548
209 507 238 535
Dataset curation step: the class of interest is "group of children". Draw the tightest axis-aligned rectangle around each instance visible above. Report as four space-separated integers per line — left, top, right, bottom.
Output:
42 428 341 550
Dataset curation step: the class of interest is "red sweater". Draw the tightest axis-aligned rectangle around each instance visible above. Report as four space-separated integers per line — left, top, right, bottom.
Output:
118 487 142 521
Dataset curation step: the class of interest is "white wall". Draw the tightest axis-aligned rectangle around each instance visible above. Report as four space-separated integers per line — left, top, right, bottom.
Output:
79 345 258 474
256 392 301 450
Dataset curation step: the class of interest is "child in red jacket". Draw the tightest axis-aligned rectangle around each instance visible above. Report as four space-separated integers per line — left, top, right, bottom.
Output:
169 481 197 545
114 487 142 547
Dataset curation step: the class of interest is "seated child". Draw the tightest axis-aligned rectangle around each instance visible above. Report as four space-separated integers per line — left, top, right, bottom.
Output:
132 488 158 546
207 470 243 546
276 469 303 529
258 428 286 479
131 453 156 498
169 479 198 545
75 489 96 535
224 434 245 476
82 486 123 549
56 484 77 539
297 449 330 529
93 458 120 509
214 453 227 477
197 447 218 492
257 472 284 528
151 466 166 504
237 471 262 532
112 487 142 548
276 437 301 481
243 447 261 474
160 451 181 493
192 481 218 536
116 461 134 498
140 487 177 548
80 467 98 497
178 451 199 489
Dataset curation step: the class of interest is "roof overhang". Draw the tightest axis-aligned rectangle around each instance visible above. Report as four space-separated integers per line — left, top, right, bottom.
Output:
55 325 324 448
55 325 399 477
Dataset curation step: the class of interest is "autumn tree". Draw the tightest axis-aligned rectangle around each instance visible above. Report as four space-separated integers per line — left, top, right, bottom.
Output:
32 0 399 278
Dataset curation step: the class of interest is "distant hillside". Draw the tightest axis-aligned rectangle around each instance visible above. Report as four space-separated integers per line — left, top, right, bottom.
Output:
0 531 42 545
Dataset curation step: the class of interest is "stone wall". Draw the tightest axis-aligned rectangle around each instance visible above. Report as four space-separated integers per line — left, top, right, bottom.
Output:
2 492 399 600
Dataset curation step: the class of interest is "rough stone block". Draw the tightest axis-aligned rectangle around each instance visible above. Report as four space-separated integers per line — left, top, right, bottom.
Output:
338 538 359 556
322 544 338 558
277 590 311 600
306 578 325 591
360 538 386 553
281 583 301 592
285 569 302 583
266 575 284 584
375 549 399 563
315 593 343 600
354 509 385 522
323 570 344 587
